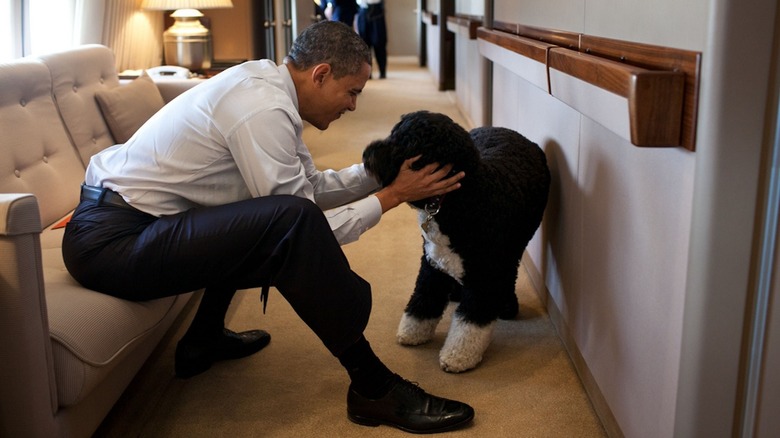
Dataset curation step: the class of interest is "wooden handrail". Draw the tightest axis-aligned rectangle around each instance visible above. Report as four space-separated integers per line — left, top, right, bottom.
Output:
548 48 685 146
578 35 701 150
476 26 700 150
495 20 580 50
446 14 482 40
477 27 551 65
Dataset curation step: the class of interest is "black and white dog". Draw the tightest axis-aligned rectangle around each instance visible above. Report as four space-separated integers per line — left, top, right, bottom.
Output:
363 111 550 373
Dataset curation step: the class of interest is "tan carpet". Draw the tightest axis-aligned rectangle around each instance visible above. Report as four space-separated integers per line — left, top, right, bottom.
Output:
94 60 606 438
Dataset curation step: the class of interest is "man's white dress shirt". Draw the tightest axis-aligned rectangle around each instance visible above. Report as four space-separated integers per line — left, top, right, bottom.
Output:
86 60 382 245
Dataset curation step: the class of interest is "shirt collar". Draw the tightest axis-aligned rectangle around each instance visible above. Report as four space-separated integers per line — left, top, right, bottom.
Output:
278 64 299 112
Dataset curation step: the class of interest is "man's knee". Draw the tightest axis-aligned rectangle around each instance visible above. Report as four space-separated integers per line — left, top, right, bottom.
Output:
263 195 330 234
271 195 318 211
270 195 323 219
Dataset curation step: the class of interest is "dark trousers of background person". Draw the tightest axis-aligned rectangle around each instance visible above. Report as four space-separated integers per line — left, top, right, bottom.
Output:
357 3 387 79
62 194 372 357
330 0 359 26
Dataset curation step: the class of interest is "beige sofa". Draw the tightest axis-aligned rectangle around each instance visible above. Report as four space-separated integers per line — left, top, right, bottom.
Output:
0 45 202 437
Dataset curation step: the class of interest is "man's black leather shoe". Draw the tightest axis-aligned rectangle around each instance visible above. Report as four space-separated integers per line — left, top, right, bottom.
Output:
175 328 271 379
347 376 475 434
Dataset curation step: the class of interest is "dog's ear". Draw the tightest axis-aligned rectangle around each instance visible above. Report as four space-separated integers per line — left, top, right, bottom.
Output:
362 139 385 179
363 139 400 187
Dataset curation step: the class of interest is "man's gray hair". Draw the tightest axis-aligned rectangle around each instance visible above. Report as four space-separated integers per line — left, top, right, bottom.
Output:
284 20 371 79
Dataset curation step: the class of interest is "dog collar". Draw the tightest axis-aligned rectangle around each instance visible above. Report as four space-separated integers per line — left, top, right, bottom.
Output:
421 194 446 235
425 195 445 217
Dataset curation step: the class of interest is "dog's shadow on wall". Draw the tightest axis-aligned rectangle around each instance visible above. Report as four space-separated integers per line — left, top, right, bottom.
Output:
537 136 622 362
538 139 576 307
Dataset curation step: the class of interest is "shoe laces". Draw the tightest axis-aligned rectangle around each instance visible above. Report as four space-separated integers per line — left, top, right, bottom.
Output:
396 376 426 395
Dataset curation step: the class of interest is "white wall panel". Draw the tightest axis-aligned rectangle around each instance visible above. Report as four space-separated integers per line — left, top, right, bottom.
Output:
584 0 708 51
494 0 585 32
577 121 694 438
492 62 583 322
495 0 707 52
489 1 705 436
453 34 484 127
455 0 482 16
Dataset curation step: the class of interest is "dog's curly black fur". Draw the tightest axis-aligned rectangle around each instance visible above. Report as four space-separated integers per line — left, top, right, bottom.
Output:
363 111 550 372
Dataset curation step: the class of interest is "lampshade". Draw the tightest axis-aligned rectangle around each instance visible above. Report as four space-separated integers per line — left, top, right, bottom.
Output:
141 0 233 10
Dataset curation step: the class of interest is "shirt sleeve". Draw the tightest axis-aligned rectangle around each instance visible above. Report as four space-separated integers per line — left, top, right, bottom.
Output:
324 195 383 245
228 107 313 200
227 106 384 245
308 162 382 210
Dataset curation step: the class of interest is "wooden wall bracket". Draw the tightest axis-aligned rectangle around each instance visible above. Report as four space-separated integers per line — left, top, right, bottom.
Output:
446 14 482 40
422 10 438 26
477 23 701 150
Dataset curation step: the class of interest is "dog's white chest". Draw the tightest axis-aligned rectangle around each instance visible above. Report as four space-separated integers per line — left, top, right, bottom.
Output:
417 210 465 283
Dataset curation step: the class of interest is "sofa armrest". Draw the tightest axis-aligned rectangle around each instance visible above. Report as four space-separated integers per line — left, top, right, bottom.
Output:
153 77 206 103
0 193 42 235
0 193 58 436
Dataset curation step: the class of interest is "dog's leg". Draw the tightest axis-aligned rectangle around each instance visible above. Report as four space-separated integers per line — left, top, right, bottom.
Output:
439 312 495 373
438 278 502 372
481 261 521 320
397 256 457 346
397 313 441 345
498 288 520 320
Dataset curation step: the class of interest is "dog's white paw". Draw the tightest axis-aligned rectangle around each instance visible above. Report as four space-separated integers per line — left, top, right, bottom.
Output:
439 315 495 373
397 313 440 345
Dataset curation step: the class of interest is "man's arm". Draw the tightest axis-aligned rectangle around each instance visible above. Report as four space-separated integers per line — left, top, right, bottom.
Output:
319 158 464 245
374 158 464 213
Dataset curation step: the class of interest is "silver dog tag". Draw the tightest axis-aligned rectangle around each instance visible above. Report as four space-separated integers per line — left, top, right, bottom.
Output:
421 201 442 238
421 215 432 236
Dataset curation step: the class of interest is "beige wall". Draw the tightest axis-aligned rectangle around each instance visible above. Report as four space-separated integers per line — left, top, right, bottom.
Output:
385 0 418 57
468 1 778 437
455 0 481 16
207 0 254 61
207 0 420 61
489 2 704 437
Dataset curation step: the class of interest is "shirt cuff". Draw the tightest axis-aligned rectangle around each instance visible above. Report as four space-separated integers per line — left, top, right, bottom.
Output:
357 194 382 230
324 195 383 245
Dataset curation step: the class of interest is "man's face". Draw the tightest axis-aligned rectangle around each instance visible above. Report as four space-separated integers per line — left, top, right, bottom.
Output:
307 62 371 130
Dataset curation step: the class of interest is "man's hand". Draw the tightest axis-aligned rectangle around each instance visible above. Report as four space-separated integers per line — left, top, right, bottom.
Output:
375 156 465 213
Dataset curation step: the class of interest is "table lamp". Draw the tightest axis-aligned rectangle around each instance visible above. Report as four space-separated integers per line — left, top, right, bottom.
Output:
141 0 233 71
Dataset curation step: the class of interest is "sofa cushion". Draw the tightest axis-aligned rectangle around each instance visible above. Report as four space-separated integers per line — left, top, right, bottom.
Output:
39 45 120 167
40 226 184 407
95 72 165 143
0 58 86 228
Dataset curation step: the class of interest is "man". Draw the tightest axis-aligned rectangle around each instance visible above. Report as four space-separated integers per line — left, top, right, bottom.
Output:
357 0 387 79
62 21 473 434
326 0 359 26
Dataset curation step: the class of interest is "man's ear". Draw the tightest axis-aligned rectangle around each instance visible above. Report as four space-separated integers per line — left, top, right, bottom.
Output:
311 63 332 87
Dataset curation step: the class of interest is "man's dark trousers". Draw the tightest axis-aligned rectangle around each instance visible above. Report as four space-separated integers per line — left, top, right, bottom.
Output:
62 194 371 356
